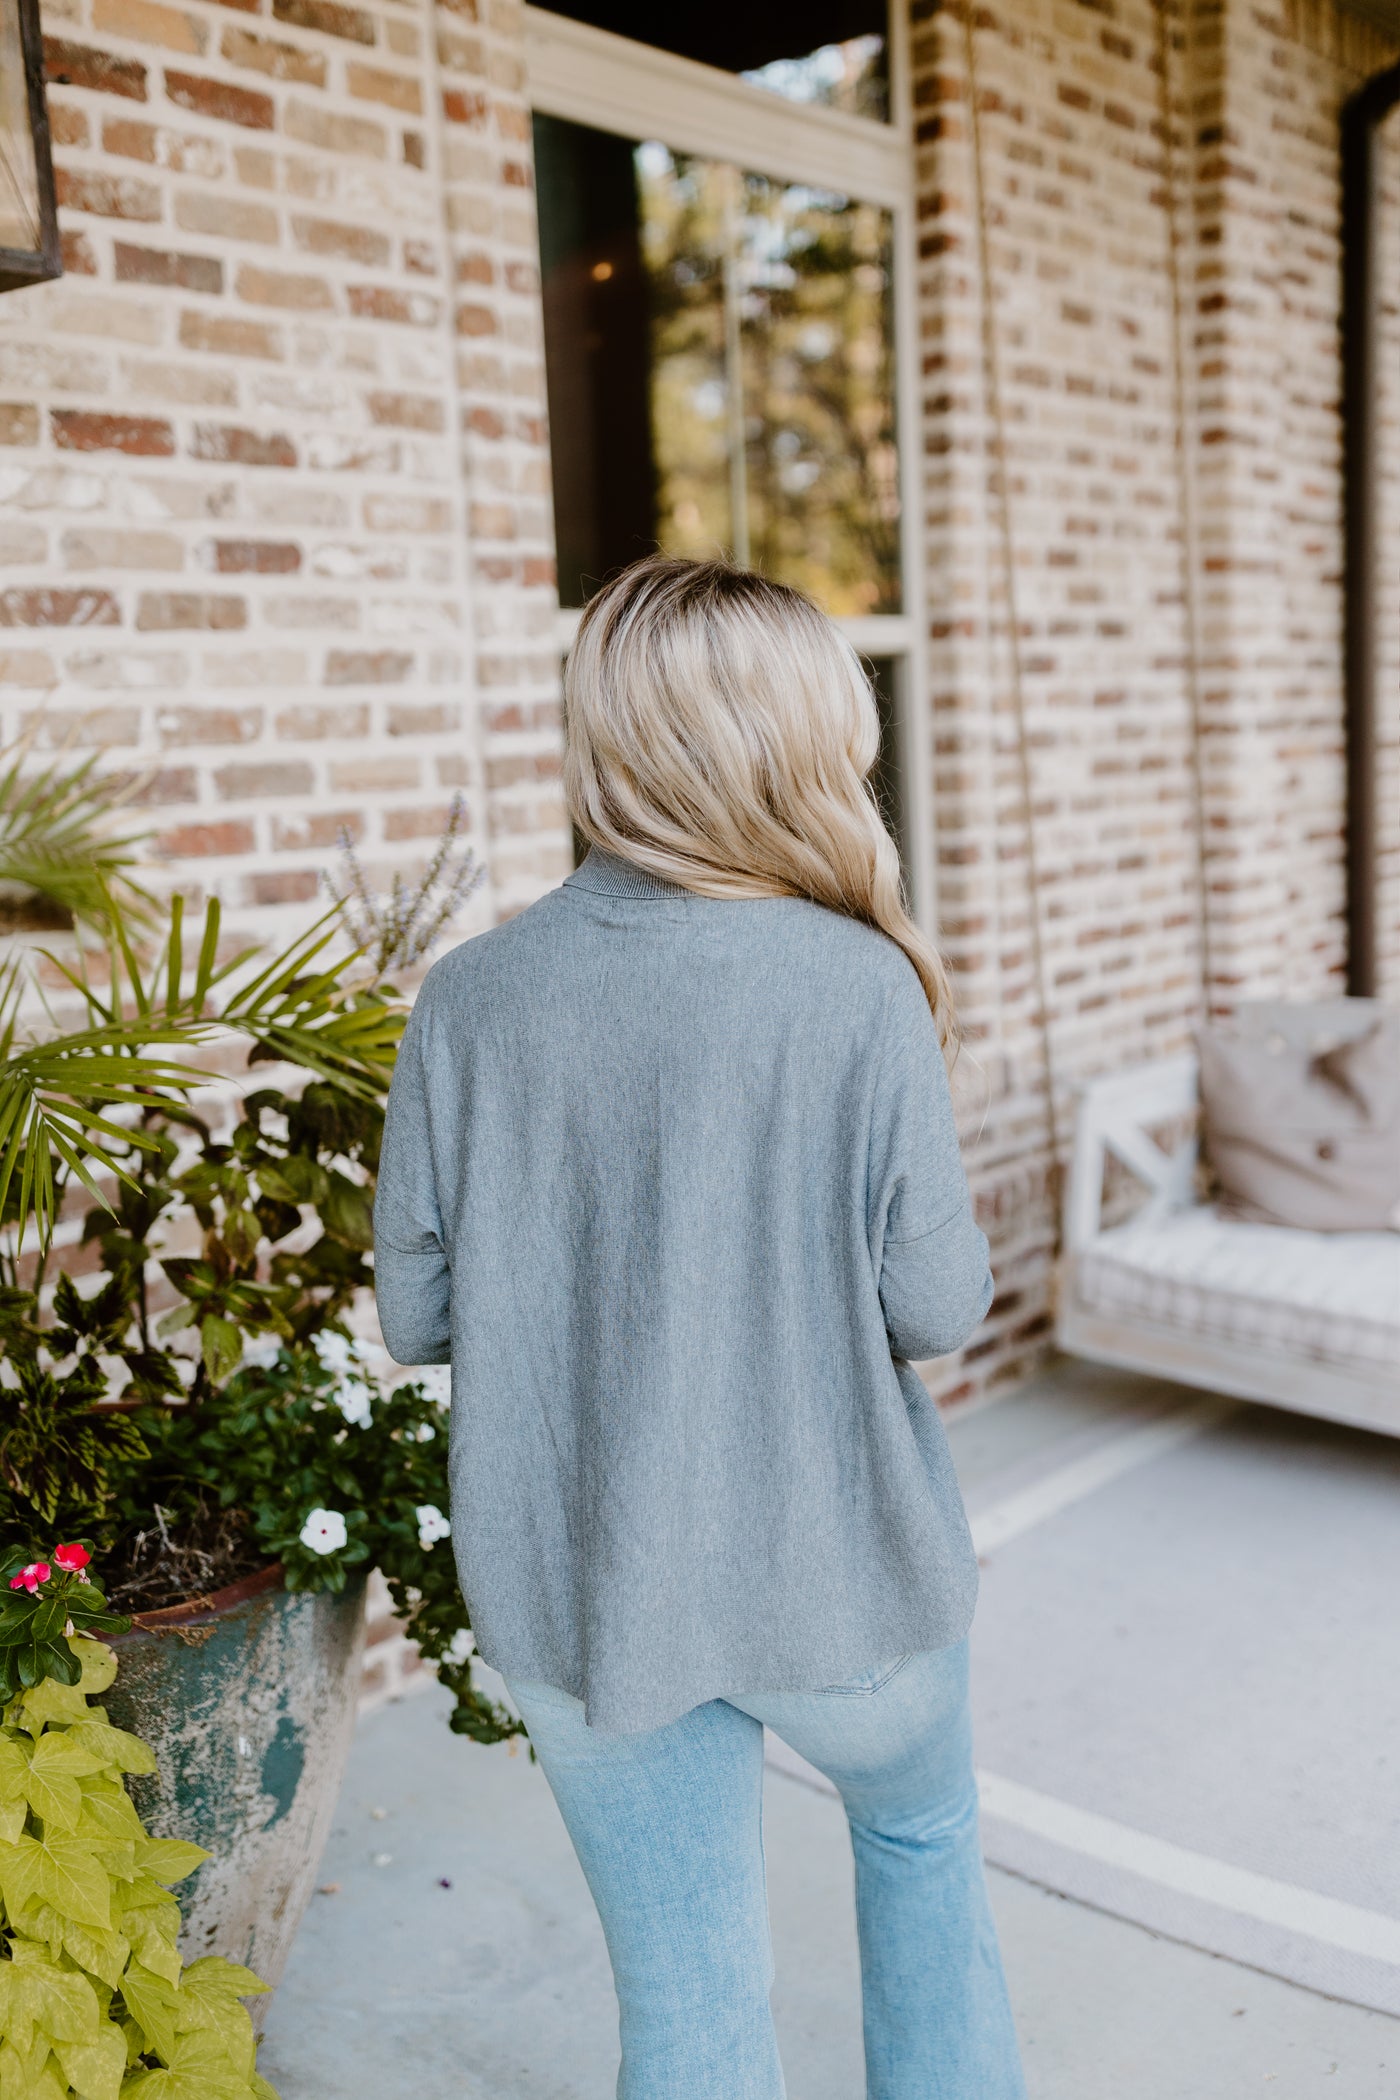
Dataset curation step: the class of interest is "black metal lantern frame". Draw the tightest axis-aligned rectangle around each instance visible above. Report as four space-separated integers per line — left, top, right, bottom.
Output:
0 0 61 295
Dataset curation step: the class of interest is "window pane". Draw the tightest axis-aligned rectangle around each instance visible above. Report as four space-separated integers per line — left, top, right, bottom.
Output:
0 0 42 254
731 173 901 615
533 2 889 122
536 114 902 616
868 656 907 877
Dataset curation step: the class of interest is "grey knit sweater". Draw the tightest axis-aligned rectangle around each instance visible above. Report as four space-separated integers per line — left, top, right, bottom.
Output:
373 848 991 1733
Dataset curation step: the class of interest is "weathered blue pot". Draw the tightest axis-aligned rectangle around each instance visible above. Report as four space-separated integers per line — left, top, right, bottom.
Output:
106 1564 366 2014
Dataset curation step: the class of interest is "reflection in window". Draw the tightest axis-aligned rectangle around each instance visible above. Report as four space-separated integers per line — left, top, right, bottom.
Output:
532 3 889 122
536 113 901 617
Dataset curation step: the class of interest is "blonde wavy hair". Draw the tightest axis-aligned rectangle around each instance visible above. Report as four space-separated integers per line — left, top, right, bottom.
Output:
564 555 957 1045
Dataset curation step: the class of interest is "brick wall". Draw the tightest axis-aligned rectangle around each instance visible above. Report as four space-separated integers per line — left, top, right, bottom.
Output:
1377 103 1400 1001
910 0 1400 1404
4 0 569 938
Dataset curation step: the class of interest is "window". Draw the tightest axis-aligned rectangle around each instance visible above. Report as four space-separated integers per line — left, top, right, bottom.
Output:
532 0 890 120
526 4 930 917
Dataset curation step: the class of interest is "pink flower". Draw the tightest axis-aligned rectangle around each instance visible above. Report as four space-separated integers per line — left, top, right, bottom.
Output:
9 1563 51 1593
53 1543 91 1574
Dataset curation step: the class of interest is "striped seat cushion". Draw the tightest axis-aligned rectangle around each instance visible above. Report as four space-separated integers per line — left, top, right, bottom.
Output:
1075 1207 1400 1373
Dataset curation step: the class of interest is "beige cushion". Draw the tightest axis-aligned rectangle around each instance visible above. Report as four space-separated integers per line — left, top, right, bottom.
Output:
1076 1208 1400 1373
1198 1015 1400 1232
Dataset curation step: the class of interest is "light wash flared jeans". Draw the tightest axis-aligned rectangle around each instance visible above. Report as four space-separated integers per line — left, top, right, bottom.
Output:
505 1640 1027 2100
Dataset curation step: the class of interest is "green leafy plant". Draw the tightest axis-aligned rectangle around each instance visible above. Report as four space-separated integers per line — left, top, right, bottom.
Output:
0 740 151 938
0 1544 278 2098
1 766 518 1743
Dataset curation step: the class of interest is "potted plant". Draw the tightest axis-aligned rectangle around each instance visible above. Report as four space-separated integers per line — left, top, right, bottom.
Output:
0 1537 282 2095
0 747 521 1998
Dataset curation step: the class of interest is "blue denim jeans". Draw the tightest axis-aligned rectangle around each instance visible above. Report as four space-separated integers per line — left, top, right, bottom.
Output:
505 1640 1026 2100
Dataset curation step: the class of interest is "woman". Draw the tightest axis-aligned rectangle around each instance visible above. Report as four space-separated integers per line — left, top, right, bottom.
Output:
374 556 1025 2099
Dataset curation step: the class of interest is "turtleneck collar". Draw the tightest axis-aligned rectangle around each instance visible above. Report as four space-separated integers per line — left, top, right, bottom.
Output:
564 846 697 901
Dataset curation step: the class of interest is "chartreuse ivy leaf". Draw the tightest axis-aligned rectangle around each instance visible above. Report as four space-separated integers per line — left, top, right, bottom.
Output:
22 1729 110 1832
116 1961 183 2066
0 2036 66 2100
14 1898 132 1991
121 2028 258 2100
127 1913 182 1987
0 1939 101 2053
176 1959 268 2080
0 1831 111 1929
0 1795 27 1844
0 1734 28 1799
69 1720 157 1776
52 2023 126 2100
134 1838 208 1887
76 1781 145 1846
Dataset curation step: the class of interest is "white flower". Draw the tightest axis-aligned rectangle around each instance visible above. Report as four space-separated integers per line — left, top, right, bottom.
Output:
300 1508 348 1555
416 1504 451 1549
336 1378 373 1428
444 1628 474 1666
415 1365 451 1408
242 1333 284 1371
313 1330 367 1377
414 1421 436 1442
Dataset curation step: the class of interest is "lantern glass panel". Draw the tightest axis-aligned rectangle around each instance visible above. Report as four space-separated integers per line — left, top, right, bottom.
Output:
0 0 43 253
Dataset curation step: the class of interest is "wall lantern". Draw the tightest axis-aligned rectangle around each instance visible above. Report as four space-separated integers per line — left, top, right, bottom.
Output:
0 0 61 295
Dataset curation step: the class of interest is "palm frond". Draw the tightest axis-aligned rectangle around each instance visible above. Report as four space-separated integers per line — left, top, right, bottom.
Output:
4 894 405 1253
0 737 153 934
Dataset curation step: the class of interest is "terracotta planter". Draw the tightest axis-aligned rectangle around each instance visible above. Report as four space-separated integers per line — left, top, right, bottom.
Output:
106 1564 367 2017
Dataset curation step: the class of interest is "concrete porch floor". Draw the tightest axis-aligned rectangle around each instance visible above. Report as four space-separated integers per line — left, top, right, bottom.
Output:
258 1365 1398 2099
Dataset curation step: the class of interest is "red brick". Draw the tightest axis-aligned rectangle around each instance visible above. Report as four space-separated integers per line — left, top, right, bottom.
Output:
215 761 314 798
124 766 197 805
180 311 283 359
55 169 161 221
325 648 413 685
115 242 223 293
402 131 424 169
244 869 320 906
292 217 391 266
137 593 248 630
101 117 158 161
389 702 458 736
158 705 263 743
275 702 369 738
346 285 437 325
191 424 297 468
0 406 39 446
220 26 327 84
272 0 374 41
0 589 121 628
442 87 488 127
44 37 147 99
50 105 90 147
165 69 273 129
234 264 335 311
60 230 100 275
366 391 446 432
455 303 497 337
53 412 175 457
272 809 362 849
159 820 255 857
211 538 301 574
384 804 456 841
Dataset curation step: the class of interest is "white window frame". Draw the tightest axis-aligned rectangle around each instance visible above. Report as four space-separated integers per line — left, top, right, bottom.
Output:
524 4 934 926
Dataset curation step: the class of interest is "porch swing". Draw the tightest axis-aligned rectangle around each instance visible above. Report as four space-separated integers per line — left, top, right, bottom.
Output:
958 3 1400 1438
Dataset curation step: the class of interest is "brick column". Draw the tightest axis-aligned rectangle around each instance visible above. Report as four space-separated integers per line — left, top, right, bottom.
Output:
910 0 1205 1397
431 0 566 916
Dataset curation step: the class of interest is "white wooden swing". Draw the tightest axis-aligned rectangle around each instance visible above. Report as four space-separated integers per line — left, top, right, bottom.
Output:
959 4 1400 1439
